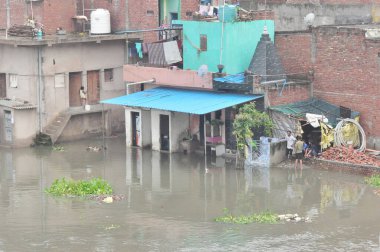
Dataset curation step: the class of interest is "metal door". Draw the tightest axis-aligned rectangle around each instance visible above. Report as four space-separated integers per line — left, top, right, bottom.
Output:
160 114 169 151
4 111 12 142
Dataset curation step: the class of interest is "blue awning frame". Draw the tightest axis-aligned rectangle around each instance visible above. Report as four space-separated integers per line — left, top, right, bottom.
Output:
101 87 263 115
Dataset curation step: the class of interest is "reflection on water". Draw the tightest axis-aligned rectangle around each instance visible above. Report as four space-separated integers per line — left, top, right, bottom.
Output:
0 137 379 251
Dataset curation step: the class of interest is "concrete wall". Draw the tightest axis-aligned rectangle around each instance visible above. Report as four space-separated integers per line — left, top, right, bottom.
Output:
0 45 38 104
151 110 170 151
141 109 152 148
150 109 189 152
13 109 37 147
41 40 126 127
175 20 275 74
240 0 375 31
0 39 127 146
0 108 37 147
125 108 152 148
59 112 103 142
170 111 190 152
269 140 287 165
123 65 213 89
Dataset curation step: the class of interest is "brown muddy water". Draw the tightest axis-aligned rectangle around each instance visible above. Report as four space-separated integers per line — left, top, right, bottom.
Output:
0 137 379 251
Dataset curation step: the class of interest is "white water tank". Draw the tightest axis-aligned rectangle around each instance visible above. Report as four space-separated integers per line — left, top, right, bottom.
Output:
90 9 111 34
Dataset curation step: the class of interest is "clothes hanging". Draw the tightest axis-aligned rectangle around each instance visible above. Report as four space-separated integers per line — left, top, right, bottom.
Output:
135 43 143 58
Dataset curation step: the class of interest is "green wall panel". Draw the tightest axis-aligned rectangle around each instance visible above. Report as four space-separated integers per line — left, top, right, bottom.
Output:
175 20 275 74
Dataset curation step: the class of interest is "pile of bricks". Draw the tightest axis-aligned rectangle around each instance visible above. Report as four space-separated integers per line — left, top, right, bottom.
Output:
320 147 380 167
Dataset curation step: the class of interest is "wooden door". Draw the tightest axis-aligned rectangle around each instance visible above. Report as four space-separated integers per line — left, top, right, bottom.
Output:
87 70 100 105
0 74 6 98
69 72 82 107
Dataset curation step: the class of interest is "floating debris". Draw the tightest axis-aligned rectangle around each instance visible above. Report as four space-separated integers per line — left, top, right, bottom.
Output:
277 214 311 223
87 194 126 202
52 145 65 152
103 196 113 204
105 224 120 230
86 146 105 152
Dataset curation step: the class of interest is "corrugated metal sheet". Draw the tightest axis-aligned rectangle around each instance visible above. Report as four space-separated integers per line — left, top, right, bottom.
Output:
101 87 263 115
269 98 360 126
214 73 246 84
0 99 36 110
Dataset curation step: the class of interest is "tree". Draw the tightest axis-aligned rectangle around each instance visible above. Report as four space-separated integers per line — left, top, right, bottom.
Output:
233 102 273 156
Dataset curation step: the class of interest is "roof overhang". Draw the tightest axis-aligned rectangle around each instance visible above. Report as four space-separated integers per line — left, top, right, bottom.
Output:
101 87 263 115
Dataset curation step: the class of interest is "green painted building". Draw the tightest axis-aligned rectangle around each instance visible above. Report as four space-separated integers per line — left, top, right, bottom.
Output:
160 0 180 25
173 20 275 74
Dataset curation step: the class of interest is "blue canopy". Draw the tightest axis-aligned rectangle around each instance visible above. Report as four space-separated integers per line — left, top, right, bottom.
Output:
101 87 263 115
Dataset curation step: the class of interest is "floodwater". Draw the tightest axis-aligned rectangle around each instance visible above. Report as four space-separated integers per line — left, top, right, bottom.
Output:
0 137 379 252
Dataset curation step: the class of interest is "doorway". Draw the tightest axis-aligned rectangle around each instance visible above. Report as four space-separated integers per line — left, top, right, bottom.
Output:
69 72 82 107
0 74 6 98
160 114 169 151
131 112 141 147
87 70 100 105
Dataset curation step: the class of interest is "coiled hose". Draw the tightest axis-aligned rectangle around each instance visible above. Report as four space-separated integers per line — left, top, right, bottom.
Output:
334 118 366 152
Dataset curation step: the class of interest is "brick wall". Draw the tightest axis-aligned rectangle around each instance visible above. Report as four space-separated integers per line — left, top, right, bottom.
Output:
312 26 380 147
0 0 29 29
42 0 76 34
181 0 199 21
275 26 380 148
275 31 312 74
267 84 310 107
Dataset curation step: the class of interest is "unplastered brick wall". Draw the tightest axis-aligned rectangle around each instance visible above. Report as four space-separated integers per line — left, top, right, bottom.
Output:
0 0 32 29
42 0 76 34
312 26 380 147
0 0 76 34
180 0 199 21
275 31 312 74
128 0 159 42
267 84 311 107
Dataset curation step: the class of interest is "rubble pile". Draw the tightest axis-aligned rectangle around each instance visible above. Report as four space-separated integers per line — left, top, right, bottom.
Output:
7 25 35 37
320 147 380 167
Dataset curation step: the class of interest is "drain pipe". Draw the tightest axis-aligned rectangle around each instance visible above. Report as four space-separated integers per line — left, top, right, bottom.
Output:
126 78 155 95
37 47 43 132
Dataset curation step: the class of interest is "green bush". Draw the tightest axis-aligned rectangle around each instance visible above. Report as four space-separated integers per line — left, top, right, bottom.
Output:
365 175 380 187
45 178 113 196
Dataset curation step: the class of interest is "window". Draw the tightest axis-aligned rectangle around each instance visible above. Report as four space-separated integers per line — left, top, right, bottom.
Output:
104 68 114 82
9 74 18 88
200 34 207 51
54 73 65 88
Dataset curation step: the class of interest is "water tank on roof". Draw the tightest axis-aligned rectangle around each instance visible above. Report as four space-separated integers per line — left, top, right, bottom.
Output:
91 9 111 34
218 5 237 23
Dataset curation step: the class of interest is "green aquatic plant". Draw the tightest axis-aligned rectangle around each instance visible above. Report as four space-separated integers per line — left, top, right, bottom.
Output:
45 178 113 196
365 175 380 187
52 145 65 152
215 208 278 224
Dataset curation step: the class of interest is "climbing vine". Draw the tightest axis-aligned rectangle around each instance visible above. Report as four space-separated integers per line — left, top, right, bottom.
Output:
233 102 273 155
